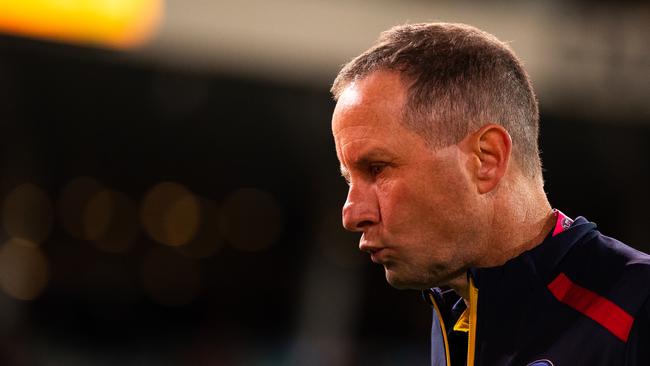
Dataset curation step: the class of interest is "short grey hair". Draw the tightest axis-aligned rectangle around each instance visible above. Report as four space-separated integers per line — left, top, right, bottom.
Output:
332 22 541 177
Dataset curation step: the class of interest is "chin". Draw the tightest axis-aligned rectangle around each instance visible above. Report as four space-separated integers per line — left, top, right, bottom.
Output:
385 269 428 290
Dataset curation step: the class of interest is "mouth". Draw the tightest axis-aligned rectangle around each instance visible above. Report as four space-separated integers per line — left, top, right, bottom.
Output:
369 248 387 263
359 236 389 263
360 243 388 263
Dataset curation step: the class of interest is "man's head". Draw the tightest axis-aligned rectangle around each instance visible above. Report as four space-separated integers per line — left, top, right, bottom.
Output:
332 22 540 177
331 23 544 290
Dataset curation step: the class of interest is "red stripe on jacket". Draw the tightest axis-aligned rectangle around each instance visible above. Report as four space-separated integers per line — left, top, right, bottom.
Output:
548 273 634 342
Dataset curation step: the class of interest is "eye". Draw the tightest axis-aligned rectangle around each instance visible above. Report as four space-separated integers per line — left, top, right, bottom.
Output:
369 163 386 177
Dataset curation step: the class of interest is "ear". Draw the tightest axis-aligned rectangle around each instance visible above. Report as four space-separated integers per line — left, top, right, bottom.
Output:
469 124 512 194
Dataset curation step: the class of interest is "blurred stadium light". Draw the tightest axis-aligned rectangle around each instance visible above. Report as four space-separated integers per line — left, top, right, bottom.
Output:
0 0 646 118
0 0 163 48
2 183 53 244
141 181 201 247
0 238 49 301
140 0 649 120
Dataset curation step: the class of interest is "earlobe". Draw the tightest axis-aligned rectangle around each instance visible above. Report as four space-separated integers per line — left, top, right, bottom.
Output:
473 124 512 194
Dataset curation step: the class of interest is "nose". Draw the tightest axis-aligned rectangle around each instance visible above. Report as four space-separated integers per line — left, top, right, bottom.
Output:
341 183 379 232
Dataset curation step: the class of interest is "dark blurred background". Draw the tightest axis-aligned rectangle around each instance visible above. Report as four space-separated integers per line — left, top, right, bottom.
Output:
0 0 648 365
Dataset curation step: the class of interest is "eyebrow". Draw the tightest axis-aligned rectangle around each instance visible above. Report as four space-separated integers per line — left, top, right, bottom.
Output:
340 165 351 182
338 148 395 182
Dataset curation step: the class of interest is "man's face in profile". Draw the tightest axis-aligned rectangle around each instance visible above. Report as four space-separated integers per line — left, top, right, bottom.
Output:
332 70 483 290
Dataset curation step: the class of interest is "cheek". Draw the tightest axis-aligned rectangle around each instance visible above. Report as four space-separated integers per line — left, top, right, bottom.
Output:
421 159 473 206
374 158 475 235
374 179 408 223
375 178 437 236
396 169 473 236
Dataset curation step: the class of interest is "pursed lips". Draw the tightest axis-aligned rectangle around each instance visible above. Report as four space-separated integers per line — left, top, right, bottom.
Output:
359 238 389 263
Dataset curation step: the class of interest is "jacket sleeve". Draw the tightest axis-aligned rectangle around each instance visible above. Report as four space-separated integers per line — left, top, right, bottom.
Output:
626 297 650 366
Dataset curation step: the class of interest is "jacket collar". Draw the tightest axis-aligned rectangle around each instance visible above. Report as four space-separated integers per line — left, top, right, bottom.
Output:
468 216 597 288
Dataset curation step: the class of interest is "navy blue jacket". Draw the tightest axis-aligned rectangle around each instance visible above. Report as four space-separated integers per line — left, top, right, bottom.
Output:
424 217 650 365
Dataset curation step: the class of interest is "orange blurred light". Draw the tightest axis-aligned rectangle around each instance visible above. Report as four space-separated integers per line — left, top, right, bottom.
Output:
59 176 105 240
140 182 201 247
0 238 49 301
85 189 139 253
176 198 222 259
0 0 163 49
2 183 53 244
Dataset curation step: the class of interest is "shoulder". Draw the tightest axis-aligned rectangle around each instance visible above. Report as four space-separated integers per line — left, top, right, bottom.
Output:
545 229 649 349
570 231 650 281
558 229 650 317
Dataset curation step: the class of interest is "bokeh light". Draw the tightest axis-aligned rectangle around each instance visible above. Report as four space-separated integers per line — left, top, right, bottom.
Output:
140 182 201 247
140 247 201 307
2 183 53 243
0 238 49 300
84 189 139 253
59 176 105 240
219 188 283 252
176 198 222 259
0 0 164 49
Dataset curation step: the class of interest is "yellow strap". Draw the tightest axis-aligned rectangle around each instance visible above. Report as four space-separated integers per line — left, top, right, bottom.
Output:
467 278 479 366
429 292 452 366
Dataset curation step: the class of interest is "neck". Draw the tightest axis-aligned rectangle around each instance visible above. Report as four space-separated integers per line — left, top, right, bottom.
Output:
452 175 554 301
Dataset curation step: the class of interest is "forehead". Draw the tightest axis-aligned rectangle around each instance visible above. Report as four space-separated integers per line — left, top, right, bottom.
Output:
332 70 434 172
332 70 408 136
